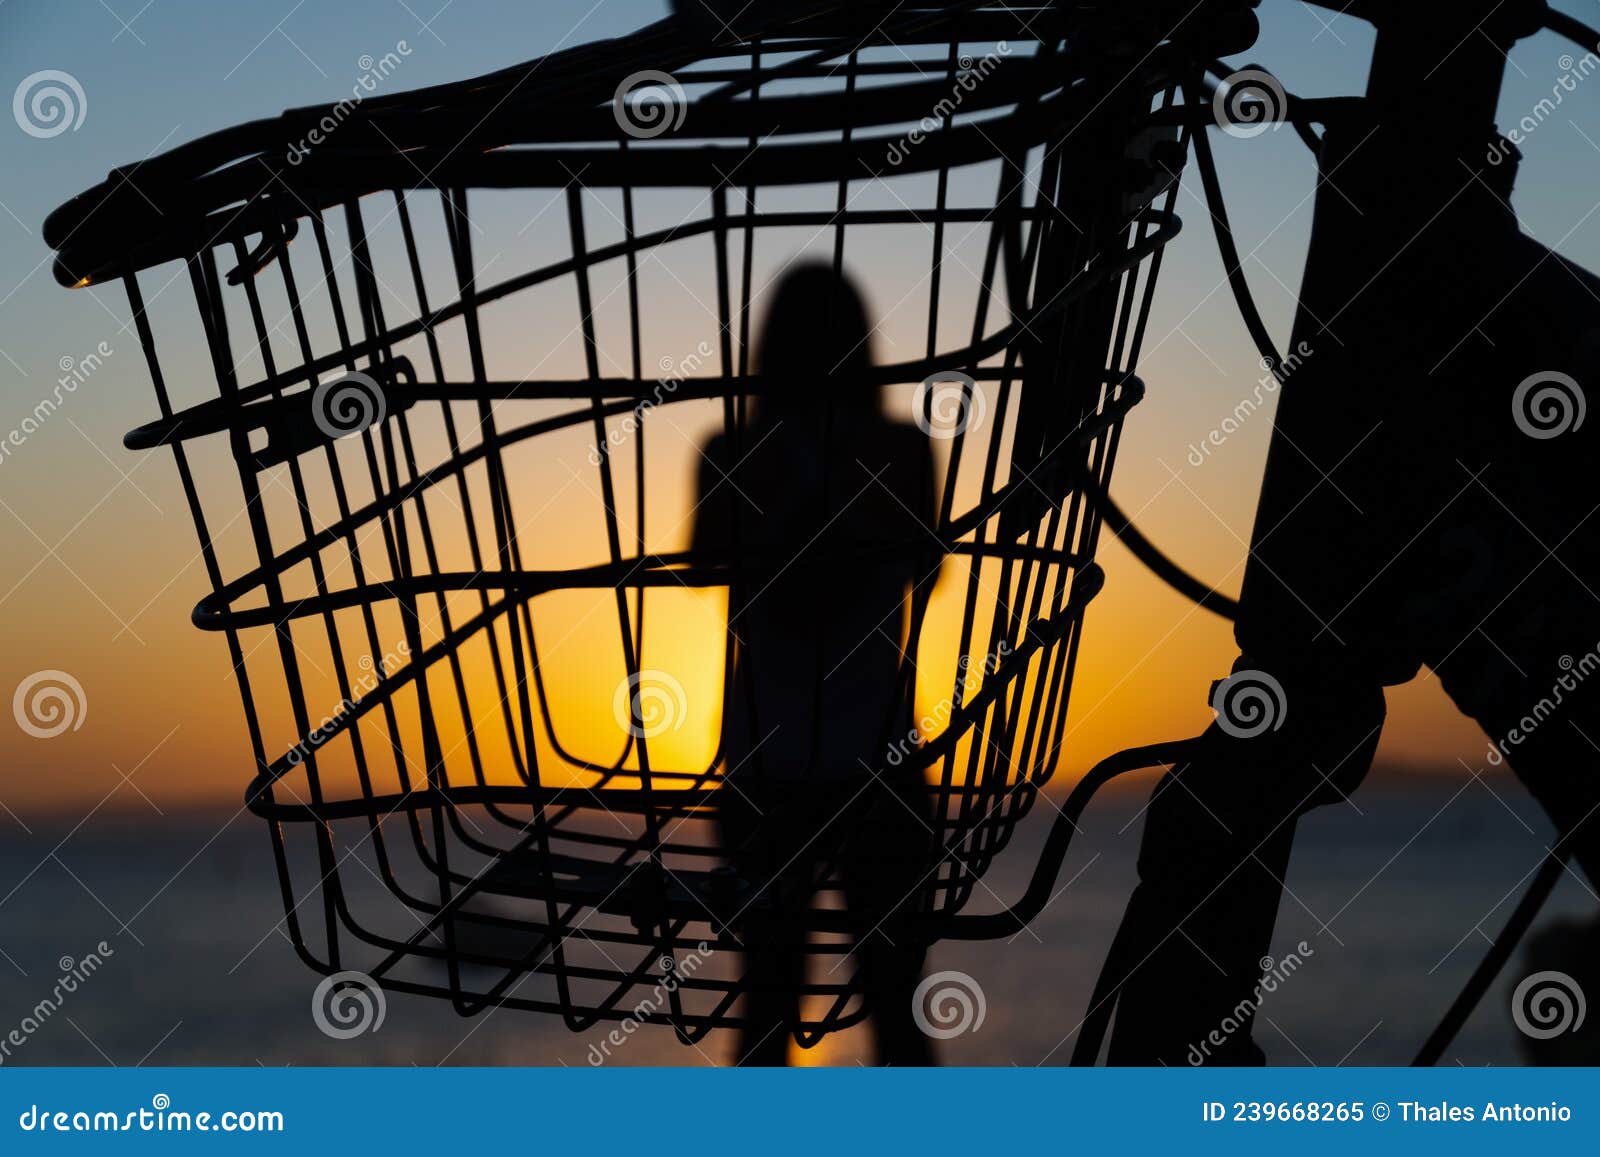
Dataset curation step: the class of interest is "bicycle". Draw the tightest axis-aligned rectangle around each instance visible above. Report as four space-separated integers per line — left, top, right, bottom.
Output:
43 0 1600 1062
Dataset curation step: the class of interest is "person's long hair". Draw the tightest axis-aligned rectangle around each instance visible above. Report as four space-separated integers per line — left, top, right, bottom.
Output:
752 261 882 421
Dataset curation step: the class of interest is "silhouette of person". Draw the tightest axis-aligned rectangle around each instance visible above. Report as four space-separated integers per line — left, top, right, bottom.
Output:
692 262 941 1065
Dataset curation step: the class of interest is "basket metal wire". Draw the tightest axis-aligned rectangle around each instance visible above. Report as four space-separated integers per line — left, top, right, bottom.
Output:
49 4 1190 1044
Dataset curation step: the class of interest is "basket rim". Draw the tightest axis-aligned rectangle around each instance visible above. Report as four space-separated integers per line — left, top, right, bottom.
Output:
40 2 1186 289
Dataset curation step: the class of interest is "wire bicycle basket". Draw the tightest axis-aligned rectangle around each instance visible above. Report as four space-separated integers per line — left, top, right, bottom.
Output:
46 1 1230 1046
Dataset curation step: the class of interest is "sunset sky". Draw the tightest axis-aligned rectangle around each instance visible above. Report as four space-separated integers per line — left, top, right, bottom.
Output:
5 0 1600 816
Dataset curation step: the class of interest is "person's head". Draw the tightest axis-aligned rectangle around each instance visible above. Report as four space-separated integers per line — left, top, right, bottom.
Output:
753 261 879 417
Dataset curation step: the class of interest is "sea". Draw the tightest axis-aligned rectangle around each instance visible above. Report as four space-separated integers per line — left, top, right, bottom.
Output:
0 765 1592 1067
